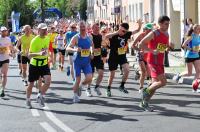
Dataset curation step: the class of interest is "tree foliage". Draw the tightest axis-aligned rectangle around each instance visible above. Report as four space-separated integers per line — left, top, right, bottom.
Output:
0 0 87 27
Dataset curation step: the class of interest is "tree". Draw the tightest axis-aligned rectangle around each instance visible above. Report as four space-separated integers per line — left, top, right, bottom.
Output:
78 0 87 20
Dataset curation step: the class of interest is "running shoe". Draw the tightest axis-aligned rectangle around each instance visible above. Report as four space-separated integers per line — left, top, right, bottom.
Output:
134 70 140 80
66 66 70 76
118 86 129 94
139 87 143 94
37 95 45 107
73 94 80 103
139 101 153 112
24 80 28 86
173 73 181 83
94 87 102 96
77 86 82 97
85 89 92 97
26 99 32 109
192 79 199 91
106 89 111 97
142 88 150 101
0 88 5 97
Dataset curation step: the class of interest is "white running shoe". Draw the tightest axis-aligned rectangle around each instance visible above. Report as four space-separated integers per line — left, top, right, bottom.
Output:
37 95 45 107
85 89 92 97
94 87 102 96
73 94 80 103
26 99 32 109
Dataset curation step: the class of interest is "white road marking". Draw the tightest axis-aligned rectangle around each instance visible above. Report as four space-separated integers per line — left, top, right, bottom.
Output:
31 109 40 117
43 105 75 132
40 122 57 132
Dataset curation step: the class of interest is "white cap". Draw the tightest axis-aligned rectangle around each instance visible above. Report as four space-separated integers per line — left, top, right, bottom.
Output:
0 26 8 31
37 23 48 29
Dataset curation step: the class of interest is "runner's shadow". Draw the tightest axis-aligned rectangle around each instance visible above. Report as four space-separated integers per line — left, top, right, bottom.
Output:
154 105 200 120
44 109 139 122
51 81 73 85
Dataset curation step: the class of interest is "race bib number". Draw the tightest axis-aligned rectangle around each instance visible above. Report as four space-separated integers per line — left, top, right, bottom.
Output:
156 43 167 53
192 46 200 52
94 49 101 56
118 47 125 55
81 49 90 57
0 47 8 54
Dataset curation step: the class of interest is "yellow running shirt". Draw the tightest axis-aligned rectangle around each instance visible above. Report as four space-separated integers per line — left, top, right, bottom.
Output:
21 34 35 56
29 35 50 66
48 32 57 49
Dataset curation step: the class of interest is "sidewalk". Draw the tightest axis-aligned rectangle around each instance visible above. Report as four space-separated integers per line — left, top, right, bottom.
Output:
127 51 195 85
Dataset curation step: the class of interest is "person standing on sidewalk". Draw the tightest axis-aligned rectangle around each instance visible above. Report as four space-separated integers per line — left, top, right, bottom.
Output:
26 23 51 108
66 21 94 103
138 16 174 111
17 25 35 86
105 20 142 97
0 26 16 97
175 24 200 91
132 23 153 93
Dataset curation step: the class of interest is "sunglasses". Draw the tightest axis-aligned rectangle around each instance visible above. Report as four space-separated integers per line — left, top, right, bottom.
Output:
71 27 76 29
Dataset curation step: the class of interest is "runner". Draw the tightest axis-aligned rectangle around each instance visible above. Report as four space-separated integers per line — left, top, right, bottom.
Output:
132 23 153 93
86 23 104 97
48 26 58 70
65 23 78 81
26 23 51 108
138 16 173 111
17 25 35 86
0 26 16 97
16 32 23 76
55 29 65 71
175 24 200 91
66 21 93 103
105 20 142 97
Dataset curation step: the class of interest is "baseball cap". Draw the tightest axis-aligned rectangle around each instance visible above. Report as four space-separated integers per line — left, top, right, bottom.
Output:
37 23 48 29
0 26 8 31
143 23 153 30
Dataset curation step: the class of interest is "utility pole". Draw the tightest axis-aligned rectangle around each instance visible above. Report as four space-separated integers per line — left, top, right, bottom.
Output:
41 0 45 22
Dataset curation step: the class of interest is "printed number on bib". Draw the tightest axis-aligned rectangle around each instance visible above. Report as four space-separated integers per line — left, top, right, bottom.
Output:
118 47 125 55
94 49 101 56
0 47 8 54
81 49 90 57
157 43 167 53
193 46 200 52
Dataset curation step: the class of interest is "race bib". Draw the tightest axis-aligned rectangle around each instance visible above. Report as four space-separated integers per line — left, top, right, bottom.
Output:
192 46 200 52
118 47 125 55
0 47 8 54
157 43 167 53
81 49 90 57
94 49 101 56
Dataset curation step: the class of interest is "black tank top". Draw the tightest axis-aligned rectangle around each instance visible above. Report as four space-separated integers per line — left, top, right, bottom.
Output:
91 33 102 49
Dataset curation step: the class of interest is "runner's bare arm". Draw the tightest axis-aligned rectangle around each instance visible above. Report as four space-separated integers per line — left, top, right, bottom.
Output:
131 19 142 35
138 31 154 53
16 37 22 51
105 32 118 39
132 33 143 50
182 37 193 51
66 36 80 52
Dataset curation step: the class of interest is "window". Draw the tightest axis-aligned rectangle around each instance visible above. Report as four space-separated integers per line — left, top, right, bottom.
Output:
139 3 143 19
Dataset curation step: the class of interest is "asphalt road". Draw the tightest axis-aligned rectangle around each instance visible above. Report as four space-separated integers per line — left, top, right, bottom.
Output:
0 59 200 132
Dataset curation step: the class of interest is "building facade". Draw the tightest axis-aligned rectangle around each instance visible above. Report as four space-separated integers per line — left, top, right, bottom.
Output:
87 0 200 49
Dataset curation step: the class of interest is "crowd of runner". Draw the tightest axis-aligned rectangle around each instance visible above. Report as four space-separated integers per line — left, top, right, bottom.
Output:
0 15 199 112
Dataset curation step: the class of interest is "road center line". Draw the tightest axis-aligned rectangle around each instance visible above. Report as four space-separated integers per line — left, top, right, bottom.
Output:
31 109 40 117
43 105 75 132
40 122 57 132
